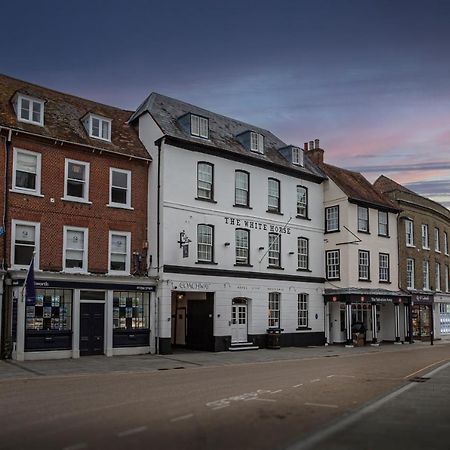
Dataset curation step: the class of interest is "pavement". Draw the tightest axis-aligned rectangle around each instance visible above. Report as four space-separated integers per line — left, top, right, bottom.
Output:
0 339 446 380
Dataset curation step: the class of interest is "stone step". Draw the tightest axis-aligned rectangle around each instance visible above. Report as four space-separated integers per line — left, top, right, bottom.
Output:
229 342 259 351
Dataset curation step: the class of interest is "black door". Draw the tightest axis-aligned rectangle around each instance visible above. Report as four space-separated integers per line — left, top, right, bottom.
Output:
186 295 214 351
80 303 105 356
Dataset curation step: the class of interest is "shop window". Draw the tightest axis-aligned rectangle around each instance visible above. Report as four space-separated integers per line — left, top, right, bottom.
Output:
325 206 339 232
64 159 90 202
235 228 249 265
326 249 340 279
109 168 131 208
297 237 309 270
12 220 40 269
109 231 131 274
26 289 72 335
113 292 149 330
197 224 214 263
268 292 280 328
63 226 88 272
268 233 281 268
296 186 308 218
297 293 308 327
12 148 42 195
357 206 369 232
378 211 388 236
235 170 249 207
197 162 214 200
267 178 280 213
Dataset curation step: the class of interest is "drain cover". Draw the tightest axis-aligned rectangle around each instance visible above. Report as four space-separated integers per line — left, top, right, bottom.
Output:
409 377 430 383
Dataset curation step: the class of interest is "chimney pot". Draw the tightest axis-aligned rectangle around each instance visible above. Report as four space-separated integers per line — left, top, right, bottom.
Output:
304 142 308 151
314 138 320 148
309 140 314 149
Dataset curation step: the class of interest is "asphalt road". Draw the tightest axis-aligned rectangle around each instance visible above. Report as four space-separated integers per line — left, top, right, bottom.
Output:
1 344 449 450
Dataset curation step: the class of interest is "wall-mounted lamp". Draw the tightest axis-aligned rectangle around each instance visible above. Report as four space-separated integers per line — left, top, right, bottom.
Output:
224 242 231 246
176 293 185 301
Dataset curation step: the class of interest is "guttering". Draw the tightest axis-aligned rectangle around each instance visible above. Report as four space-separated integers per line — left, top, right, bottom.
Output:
0 125 152 163
156 137 163 275
1 129 11 270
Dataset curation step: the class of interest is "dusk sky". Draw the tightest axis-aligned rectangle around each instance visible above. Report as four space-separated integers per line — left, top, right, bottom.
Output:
2 0 450 206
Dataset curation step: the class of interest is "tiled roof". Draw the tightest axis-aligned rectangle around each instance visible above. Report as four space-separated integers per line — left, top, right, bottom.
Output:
319 162 400 211
130 92 325 180
373 175 417 195
0 73 149 160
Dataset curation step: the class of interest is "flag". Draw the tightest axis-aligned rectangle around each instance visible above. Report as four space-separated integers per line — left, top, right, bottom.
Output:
24 256 36 306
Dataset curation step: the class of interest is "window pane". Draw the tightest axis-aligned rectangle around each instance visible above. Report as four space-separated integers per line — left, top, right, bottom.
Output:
236 229 249 264
32 101 41 123
111 234 127 253
16 171 36 190
112 171 128 188
66 250 83 268
92 117 100 136
68 162 86 181
20 98 30 120
67 180 84 198
112 187 127 204
101 120 110 139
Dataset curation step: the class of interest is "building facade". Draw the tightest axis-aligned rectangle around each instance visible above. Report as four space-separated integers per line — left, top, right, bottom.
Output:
0 74 155 360
306 146 407 346
130 93 326 353
374 176 450 340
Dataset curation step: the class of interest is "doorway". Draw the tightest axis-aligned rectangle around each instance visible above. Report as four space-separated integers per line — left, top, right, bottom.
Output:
80 303 105 356
231 298 248 343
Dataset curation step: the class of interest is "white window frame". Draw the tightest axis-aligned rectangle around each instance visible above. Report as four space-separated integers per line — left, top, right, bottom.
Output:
197 162 214 200
444 232 448 255
423 260 430 290
89 114 111 142
11 219 40 269
445 265 449 292
63 159 91 203
379 253 389 282
250 132 264 153
435 262 441 291
268 292 280 328
292 147 303 166
421 224 429 249
197 224 214 263
235 170 249 207
63 226 89 273
108 168 132 209
268 178 280 212
235 229 250 265
190 114 209 139
12 148 42 196
297 293 309 327
406 258 415 290
326 250 340 280
405 219 414 247
325 206 339 232
17 94 44 126
297 237 309 270
434 228 440 252
108 231 131 275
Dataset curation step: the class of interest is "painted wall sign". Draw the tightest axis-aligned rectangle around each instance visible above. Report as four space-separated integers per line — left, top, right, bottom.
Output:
224 216 291 234
177 281 211 290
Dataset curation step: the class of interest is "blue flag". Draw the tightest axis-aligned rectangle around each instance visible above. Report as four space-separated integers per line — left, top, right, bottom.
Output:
24 257 36 306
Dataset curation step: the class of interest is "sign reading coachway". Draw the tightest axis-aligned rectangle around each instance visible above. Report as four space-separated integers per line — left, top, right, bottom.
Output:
224 216 291 234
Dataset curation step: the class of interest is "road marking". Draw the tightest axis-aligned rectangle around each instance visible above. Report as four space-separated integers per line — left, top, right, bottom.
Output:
63 444 87 450
327 374 356 379
403 358 450 379
304 402 338 409
117 426 148 437
270 389 283 394
170 413 194 422
251 398 276 402
310 378 320 383
293 384 303 387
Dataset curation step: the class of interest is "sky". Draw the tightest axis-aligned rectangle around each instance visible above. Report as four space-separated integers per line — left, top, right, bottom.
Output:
1 0 450 207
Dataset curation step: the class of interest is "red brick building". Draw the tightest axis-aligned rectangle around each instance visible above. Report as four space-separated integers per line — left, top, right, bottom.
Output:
0 74 155 360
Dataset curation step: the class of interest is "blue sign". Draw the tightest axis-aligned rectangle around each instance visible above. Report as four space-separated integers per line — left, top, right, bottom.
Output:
0 226 4 237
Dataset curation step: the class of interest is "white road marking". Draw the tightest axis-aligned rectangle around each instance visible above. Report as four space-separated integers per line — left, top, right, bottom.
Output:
170 413 194 422
310 378 321 383
270 389 283 394
251 398 276 402
327 374 356 379
293 384 303 387
404 358 450 379
117 426 148 437
63 444 87 450
304 402 338 408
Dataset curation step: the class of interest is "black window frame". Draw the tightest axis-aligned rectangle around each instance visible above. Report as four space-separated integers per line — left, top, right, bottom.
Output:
325 205 340 233
357 206 370 233
267 178 281 214
358 249 371 281
234 170 250 208
325 249 340 280
297 236 309 271
378 210 389 237
235 228 251 266
296 185 308 219
196 223 215 264
379 252 390 283
268 232 282 269
196 161 215 203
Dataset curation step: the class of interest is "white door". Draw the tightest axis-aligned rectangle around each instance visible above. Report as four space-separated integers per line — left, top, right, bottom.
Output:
231 304 247 343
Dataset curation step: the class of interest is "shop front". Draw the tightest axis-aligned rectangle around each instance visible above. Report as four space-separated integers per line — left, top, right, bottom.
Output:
325 289 412 346
8 273 156 361
434 293 450 337
410 293 434 341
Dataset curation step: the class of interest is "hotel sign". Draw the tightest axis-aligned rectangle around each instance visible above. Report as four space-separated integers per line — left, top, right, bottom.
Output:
224 216 291 234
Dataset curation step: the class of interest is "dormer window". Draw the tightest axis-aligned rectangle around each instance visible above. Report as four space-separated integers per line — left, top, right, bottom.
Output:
89 114 111 141
250 132 264 153
17 95 44 126
292 147 303 166
191 114 209 138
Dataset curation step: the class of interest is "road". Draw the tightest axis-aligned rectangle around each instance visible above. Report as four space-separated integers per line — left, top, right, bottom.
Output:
1 343 449 450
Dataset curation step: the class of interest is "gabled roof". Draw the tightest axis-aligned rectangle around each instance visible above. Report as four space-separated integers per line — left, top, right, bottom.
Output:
319 162 399 212
0 73 149 160
130 92 325 181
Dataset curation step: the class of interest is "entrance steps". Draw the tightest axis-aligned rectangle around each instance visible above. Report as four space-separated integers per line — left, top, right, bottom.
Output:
229 341 259 351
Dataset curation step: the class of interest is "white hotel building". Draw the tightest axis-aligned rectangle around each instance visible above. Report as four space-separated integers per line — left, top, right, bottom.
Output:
130 94 326 353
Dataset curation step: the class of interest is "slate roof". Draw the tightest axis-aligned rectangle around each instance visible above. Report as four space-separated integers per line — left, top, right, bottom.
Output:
130 92 325 180
318 162 400 212
0 73 149 160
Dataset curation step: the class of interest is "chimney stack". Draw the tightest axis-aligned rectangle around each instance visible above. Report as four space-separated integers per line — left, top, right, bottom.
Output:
309 140 314 150
314 138 320 149
304 138 324 164
304 142 308 151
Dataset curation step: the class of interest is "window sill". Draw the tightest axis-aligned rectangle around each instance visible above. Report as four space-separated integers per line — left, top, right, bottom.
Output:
435 250 441 254
17 117 43 127
234 263 253 267
233 204 252 209
195 197 217 204
358 230 370 235
195 261 218 265
107 271 131 276
62 269 90 275
379 280 391 284
406 244 416 248
326 277 341 281
297 268 312 272
267 266 284 270
295 215 311 221
107 203 134 210
324 229 340 234
10 189 44 198
266 209 283 216
61 197 92 205
358 279 372 282
378 234 390 238
422 247 430 251
296 327 312 331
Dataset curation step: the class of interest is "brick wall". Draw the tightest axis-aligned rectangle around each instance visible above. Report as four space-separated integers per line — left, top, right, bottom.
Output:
5 134 149 274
